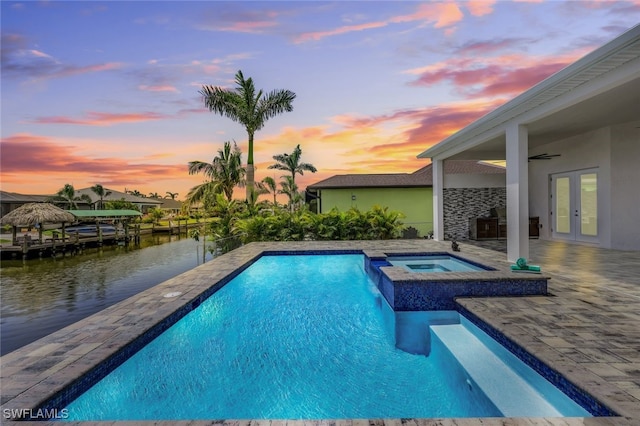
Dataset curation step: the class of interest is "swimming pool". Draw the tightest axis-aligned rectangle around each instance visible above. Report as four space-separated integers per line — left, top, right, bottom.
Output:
62 254 590 420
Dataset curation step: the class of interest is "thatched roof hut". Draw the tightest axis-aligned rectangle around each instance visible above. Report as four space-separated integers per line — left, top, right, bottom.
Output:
1 203 76 226
1 203 76 245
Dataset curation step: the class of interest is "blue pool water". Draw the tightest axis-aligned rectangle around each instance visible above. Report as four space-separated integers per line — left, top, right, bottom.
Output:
387 255 486 272
64 254 589 420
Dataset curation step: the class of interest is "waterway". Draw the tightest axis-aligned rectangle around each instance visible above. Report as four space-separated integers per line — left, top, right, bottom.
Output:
0 233 214 356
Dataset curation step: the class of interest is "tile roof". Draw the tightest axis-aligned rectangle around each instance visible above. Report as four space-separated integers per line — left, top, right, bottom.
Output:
1 189 163 205
159 198 183 210
307 161 504 189
0 191 50 203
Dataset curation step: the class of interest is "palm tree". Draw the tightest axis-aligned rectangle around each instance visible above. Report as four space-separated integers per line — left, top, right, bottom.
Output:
199 70 296 200
186 141 246 206
49 184 91 210
278 175 303 212
90 184 112 210
148 192 161 199
127 189 145 197
165 191 179 200
268 144 317 184
245 187 271 216
261 176 278 205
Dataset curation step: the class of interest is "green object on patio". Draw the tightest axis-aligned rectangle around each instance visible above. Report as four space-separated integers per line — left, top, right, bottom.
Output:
511 257 541 273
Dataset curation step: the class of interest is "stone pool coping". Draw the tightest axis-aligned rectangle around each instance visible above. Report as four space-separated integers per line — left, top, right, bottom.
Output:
0 240 637 425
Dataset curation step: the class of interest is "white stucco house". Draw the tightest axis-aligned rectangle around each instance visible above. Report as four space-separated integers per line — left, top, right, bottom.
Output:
418 25 640 261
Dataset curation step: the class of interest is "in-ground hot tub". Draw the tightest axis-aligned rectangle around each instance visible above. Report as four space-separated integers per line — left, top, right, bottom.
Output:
364 251 548 311
387 254 490 273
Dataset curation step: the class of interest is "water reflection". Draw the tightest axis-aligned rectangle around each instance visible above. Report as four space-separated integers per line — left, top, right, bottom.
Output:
0 233 213 356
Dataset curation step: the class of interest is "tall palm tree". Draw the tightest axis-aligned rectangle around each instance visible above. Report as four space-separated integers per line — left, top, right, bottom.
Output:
261 176 278 206
90 184 112 210
165 191 179 200
199 70 296 200
186 141 246 206
148 192 161 199
268 144 317 184
49 184 91 210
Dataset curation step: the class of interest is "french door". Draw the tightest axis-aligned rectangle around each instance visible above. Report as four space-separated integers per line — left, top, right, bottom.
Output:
551 169 598 243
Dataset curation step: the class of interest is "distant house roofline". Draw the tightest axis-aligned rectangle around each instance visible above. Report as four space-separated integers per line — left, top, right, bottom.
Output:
307 161 504 190
75 187 163 205
0 191 50 203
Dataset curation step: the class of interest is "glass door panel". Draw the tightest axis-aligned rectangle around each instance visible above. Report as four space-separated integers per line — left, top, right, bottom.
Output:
555 177 571 235
580 173 598 238
551 169 598 243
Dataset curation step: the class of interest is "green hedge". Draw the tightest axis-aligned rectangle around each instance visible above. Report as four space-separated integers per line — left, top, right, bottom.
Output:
234 206 404 243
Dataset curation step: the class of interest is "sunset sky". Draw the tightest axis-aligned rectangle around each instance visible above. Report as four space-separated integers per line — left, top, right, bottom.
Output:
2 1 639 201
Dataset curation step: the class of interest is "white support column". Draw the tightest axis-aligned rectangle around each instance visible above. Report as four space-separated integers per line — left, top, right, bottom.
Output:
506 123 529 262
432 158 445 241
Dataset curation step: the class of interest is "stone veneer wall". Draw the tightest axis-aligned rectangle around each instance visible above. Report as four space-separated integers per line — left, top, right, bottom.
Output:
443 187 507 240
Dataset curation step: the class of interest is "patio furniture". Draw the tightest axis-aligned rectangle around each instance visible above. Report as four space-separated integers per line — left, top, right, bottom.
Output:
469 207 540 240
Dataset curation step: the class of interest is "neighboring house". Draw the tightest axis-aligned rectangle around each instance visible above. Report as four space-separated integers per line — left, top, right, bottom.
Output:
158 198 183 216
418 25 640 260
0 191 49 217
75 188 163 214
0 188 164 217
306 161 505 237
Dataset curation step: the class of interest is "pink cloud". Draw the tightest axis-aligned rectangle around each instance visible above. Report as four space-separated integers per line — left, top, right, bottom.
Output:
28 111 170 126
389 2 464 27
455 37 531 55
294 21 388 43
138 84 179 93
0 133 200 198
2 33 125 81
196 8 281 34
294 2 466 43
218 20 278 33
28 49 54 59
406 52 582 98
40 62 123 80
465 0 496 17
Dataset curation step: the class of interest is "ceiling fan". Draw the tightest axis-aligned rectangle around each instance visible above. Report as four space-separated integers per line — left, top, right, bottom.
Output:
528 153 561 161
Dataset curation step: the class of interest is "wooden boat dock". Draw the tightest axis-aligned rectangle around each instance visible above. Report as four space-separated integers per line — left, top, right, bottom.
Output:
0 229 143 260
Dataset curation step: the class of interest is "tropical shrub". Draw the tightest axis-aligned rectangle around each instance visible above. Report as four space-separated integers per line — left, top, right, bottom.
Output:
207 194 243 253
148 207 165 224
141 215 155 224
367 206 404 239
235 206 404 244
105 198 139 211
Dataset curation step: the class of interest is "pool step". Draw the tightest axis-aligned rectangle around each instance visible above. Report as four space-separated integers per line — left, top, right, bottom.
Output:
430 323 562 417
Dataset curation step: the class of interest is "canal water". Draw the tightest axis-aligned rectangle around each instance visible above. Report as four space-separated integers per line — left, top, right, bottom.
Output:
0 233 214 356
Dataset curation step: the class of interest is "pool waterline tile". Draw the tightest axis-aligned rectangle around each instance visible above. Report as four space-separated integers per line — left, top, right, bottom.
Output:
1 239 639 425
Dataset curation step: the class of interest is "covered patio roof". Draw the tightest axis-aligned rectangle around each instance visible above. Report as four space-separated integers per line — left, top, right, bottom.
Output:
418 25 640 161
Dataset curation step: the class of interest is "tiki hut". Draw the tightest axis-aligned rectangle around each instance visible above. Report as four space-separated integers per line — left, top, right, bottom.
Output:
1 203 76 245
